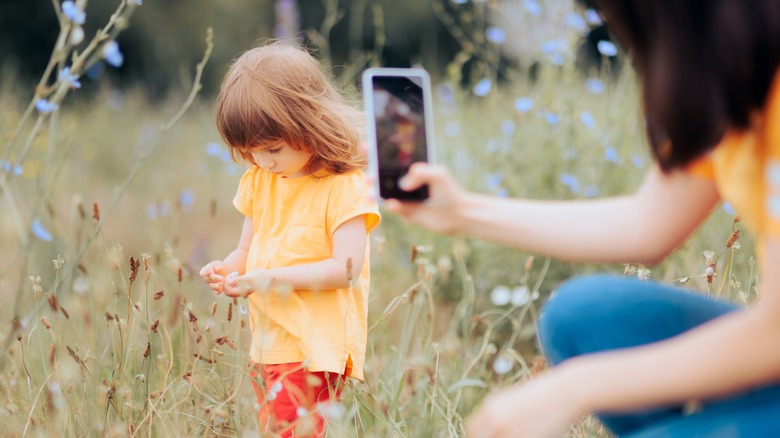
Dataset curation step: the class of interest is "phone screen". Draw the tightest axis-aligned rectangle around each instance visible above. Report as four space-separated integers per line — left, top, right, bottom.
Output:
370 74 430 200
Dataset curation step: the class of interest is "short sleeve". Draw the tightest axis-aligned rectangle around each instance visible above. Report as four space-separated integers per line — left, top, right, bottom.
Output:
326 172 381 236
233 166 258 217
764 70 780 237
685 154 715 180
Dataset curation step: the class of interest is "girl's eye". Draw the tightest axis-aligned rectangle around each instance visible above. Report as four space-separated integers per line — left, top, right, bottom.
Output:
268 148 282 154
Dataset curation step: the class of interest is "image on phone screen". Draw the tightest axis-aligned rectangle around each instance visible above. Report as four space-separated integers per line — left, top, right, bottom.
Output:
364 69 433 201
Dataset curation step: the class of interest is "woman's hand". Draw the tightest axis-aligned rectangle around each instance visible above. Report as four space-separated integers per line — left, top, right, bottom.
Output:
199 260 227 294
384 163 467 234
467 371 585 438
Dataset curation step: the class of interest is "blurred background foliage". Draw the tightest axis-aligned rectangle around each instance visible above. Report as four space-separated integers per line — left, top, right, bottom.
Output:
0 0 611 98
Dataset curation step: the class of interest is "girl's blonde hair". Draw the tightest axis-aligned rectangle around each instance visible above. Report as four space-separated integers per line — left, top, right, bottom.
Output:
216 41 366 174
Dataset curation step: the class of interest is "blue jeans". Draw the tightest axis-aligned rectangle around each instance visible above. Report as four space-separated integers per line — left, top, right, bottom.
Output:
538 274 780 437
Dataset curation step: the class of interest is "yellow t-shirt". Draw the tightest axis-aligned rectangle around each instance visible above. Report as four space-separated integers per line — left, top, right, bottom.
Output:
233 166 381 380
687 70 780 261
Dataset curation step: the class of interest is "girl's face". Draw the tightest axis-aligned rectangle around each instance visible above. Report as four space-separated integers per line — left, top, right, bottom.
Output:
249 141 313 178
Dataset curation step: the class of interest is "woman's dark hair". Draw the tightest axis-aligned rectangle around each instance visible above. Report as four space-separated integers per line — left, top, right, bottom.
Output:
594 0 780 172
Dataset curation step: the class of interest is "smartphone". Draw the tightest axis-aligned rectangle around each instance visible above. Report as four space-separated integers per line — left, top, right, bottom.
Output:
362 67 435 201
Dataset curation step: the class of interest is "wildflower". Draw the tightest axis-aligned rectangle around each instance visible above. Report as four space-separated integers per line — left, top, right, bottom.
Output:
485 26 506 44
473 78 492 97
35 99 58 113
319 402 345 420
605 147 620 163
1 161 23 175
493 354 514 375
540 39 567 55
487 173 503 190
490 285 511 306
103 41 124 68
726 229 741 248
544 113 560 126
444 121 460 137
129 0 142 5
584 185 600 198
296 407 309 417
206 142 222 156
72 276 88 294
31 219 53 241
53 255 64 270
58 67 81 89
61 1 86 25
239 305 248 315
564 12 587 33
135 373 146 382
514 97 534 113
585 9 602 25
501 120 516 136
274 0 301 40
631 154 645 168
722 202 736 215
559 173 581 193
511 286 531 306
179 189 195 213
580 111 596 129
41 317 52 330
597 40 618 57
637 266 651 281
585 78 606 94
69 26 84 45
522 0 542 17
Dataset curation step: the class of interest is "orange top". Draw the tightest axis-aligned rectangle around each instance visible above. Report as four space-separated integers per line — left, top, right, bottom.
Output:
687 71 780 261
234 166 380 380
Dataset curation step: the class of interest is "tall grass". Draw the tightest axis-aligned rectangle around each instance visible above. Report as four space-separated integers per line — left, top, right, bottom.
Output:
0 1 756 437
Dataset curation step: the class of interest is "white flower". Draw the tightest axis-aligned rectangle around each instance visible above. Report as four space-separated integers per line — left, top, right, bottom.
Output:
510 286 531 307
597 41 618 57
319 402 345 420
485 27 506 44
296 407 308 417
492 354 513 375
490 285 512 306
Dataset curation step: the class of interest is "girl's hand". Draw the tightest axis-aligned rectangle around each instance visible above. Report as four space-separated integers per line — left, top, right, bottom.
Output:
223 270 272 298
199 260 227 294
467 371 584 438
384 163 467 234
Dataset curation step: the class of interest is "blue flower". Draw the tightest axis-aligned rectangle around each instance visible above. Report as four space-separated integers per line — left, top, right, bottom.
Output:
560 173 581 193
35 99 58 113
129 0 143 5
545 112 560 126
206 142 222 156
31 219 53 242
487 173 503 190
631 154 645 168
59 67 81 89
103 41 124 68
436 84 456 105
501 120 516 136
584 185 600 198
523 0 542 17
1 161 23 175
585 78 605 94
540 39 566 55
473 78 492 97
564 13 587 33
722 202 735 215
450 0 467 4
179 189 195 213
444 121 460 137
579 111 596 129
486 27 506 44
597 41 618 57
514 97 534 113
87 62 105 79
497 188 509 198
585 9 602 25
605 147 620 163
61 1 86 25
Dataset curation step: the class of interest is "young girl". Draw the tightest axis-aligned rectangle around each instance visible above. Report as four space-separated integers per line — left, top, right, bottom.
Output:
199 41 380 437
388 0 780 436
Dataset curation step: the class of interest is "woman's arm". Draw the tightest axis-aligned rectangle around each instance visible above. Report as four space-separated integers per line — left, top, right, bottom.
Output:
467 239 780 438
388 163 720 265
223 215 367 297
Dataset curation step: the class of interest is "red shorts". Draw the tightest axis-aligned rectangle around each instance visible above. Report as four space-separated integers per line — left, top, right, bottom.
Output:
249 362 345 437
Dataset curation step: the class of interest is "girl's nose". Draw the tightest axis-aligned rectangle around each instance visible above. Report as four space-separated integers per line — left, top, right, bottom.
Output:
258 158 275 170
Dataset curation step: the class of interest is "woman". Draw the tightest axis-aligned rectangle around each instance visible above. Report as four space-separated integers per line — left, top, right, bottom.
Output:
387 1 780 436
